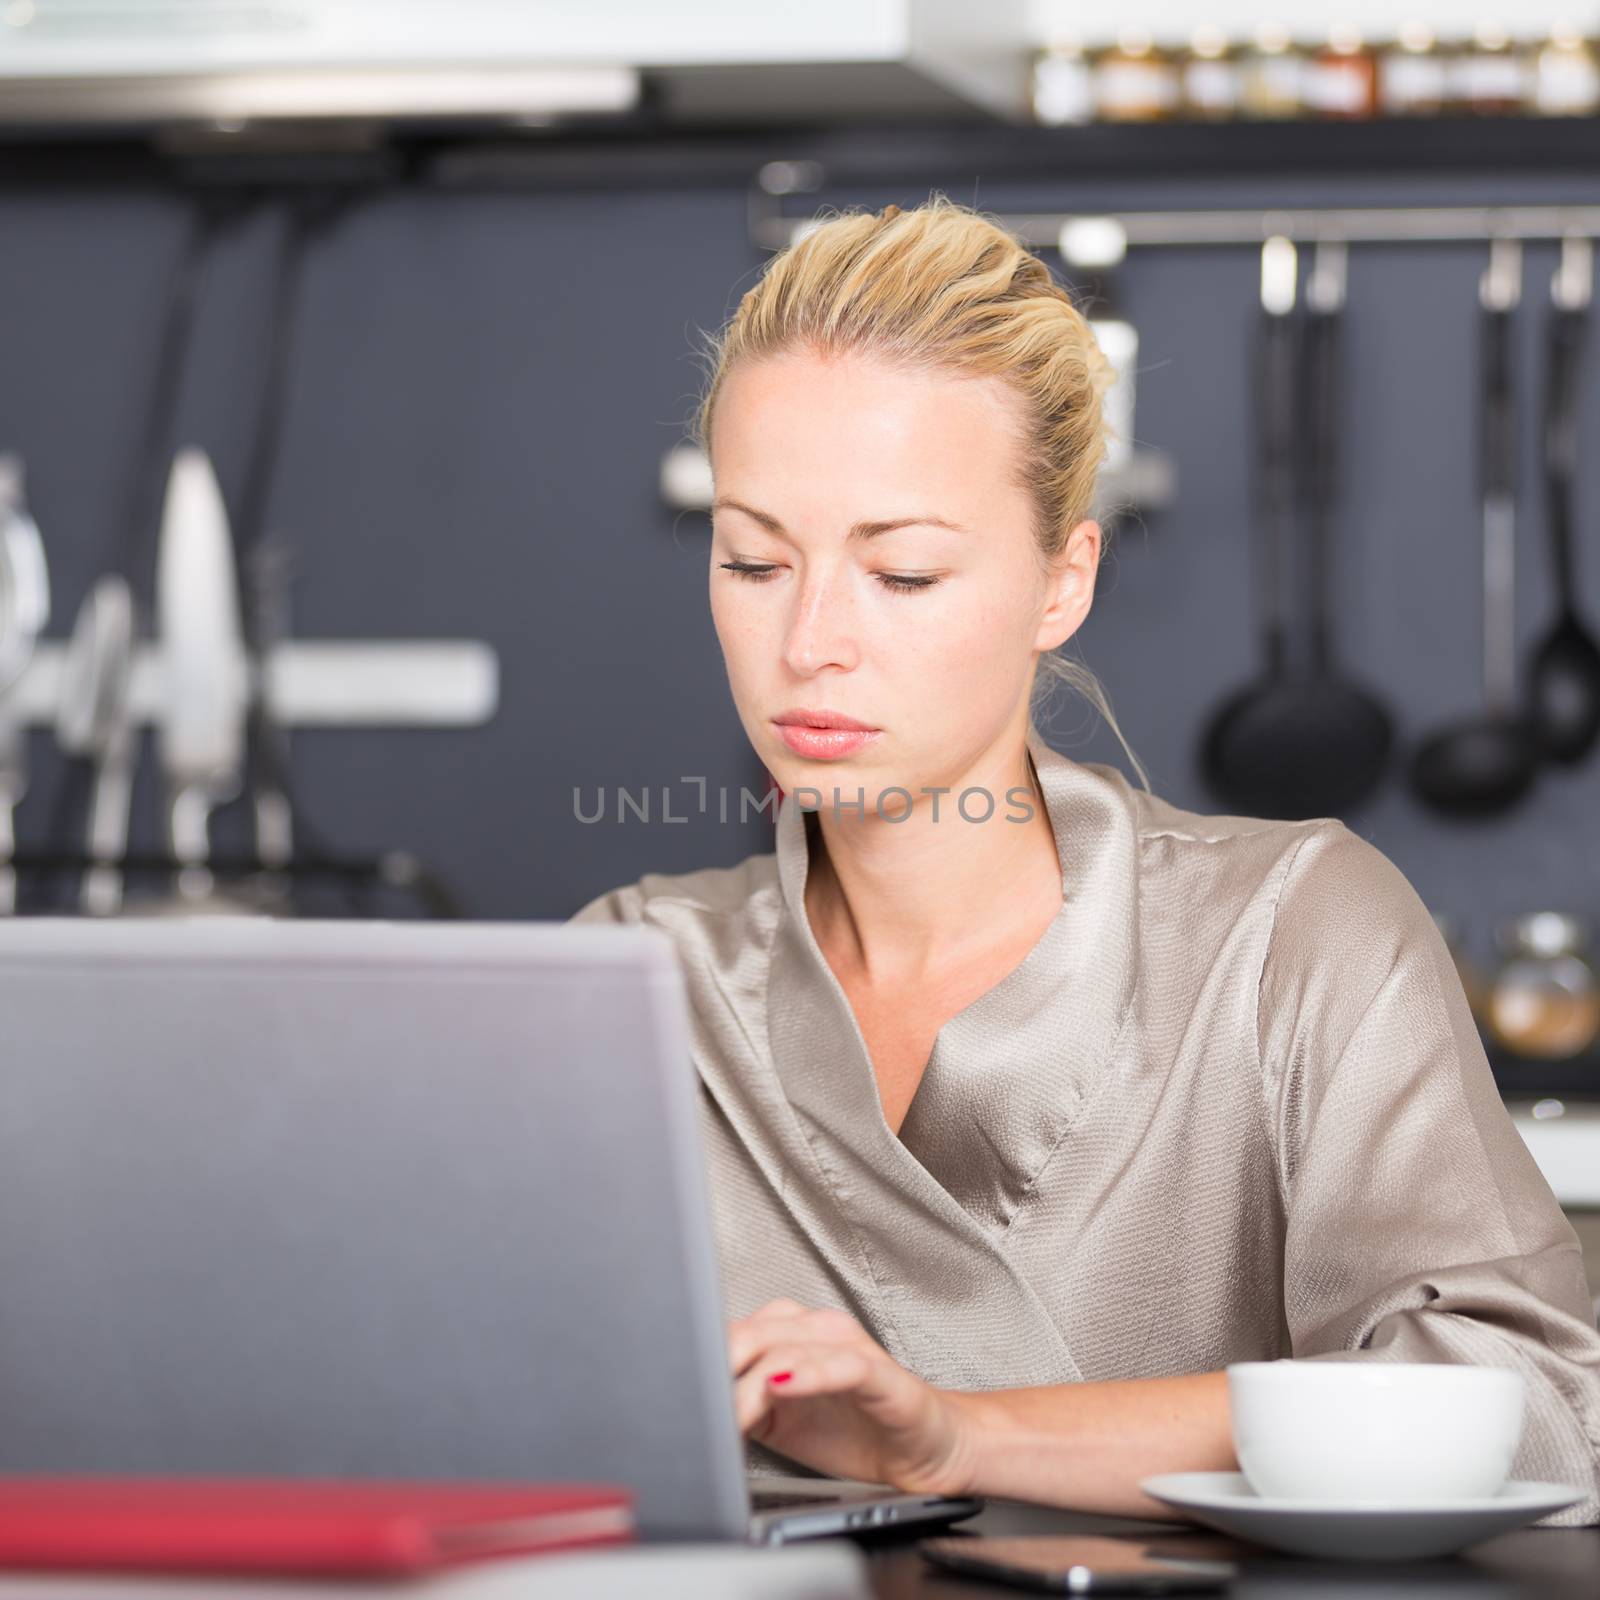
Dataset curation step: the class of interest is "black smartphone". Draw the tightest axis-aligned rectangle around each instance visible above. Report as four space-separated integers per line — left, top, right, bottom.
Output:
919 1535 1236 1594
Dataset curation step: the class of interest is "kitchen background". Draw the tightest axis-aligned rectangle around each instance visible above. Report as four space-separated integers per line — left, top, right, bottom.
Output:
1 1 1597 1278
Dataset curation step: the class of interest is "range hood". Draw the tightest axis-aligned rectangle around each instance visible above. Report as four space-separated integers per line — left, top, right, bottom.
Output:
0 0 1031 132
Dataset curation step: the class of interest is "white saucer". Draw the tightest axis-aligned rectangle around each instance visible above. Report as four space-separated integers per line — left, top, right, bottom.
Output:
1138 1472 1585 1561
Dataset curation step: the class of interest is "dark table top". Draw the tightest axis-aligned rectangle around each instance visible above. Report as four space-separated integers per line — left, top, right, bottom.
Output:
855 1498 1600 1599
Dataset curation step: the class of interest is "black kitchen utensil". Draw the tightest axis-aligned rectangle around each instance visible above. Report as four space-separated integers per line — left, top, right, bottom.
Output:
1284 239 1393 813
1200 237 1391 819
1527 236 1600 765
222 188 464 919
1409 238 1543 818
37 197 242 909
233 191 339 889
1198 237 1305 816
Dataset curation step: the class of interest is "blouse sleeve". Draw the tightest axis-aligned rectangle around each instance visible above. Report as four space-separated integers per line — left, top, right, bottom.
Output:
1257 822 1600 1526
567 883 645 926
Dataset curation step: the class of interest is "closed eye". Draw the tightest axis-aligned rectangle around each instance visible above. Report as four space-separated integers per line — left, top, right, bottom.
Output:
716 561 941 594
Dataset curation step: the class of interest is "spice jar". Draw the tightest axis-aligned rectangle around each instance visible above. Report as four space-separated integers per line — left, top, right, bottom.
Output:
1032 37 1095 126
1092 30 1181 123
1379 21 1449 115
1448 19 1533 115
1237 20 1306 118
1304 25 1378 119
1531 25 1600 116
1486 912 1600 1060
1181 26 1242 120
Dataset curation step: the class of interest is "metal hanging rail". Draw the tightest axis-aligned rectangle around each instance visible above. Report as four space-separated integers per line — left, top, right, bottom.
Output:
1002 206 1600 252
748 169 1600 253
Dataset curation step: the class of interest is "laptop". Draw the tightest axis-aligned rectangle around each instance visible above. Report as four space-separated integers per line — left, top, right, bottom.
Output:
0 918 980 1545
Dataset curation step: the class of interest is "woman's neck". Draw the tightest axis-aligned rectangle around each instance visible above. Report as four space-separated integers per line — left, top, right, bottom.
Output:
802 742 1063 987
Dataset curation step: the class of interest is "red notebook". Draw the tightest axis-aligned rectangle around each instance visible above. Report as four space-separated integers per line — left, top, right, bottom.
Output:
0 1479 634 1576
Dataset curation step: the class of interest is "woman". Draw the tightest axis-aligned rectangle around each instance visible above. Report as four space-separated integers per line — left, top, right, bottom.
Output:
571 197 1600 1522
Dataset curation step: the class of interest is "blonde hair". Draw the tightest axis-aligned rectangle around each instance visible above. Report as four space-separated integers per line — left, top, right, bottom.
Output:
693 193 1150 792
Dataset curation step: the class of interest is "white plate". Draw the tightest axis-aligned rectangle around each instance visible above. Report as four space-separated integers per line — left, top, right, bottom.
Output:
1138 1472 1585 1561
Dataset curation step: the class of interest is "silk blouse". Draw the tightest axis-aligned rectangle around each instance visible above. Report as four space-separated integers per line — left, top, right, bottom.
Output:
570 725 1600 1522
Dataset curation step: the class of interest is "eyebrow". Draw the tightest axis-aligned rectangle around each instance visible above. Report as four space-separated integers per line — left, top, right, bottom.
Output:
711 497 969 543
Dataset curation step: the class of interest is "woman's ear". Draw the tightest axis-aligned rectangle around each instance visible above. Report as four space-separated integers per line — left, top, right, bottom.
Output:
1034 519 1101 653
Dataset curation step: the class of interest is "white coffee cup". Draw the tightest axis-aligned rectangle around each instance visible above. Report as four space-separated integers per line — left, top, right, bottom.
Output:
1226 1360 1525 1503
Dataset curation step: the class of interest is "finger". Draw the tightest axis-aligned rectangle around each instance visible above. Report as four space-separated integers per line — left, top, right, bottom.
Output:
736 1355 799 1436
803 1306 871 1345
734 1344 816 1434
749 1298 810 1321
741 1379 779 1444
728 1306 868 1376
761 1345 875 1404
734 1343 874 1434
726 1301 810 1369
738 1300 863 1336
727 1318 788 1380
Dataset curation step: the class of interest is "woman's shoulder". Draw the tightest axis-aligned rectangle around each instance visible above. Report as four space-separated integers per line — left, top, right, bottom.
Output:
1116 766 1332 862
1116 773 1453 1082
566 845 781 936
1111 766 1430 961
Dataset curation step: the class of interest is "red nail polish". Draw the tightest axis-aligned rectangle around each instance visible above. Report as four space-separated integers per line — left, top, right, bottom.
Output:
769 1371 793 1386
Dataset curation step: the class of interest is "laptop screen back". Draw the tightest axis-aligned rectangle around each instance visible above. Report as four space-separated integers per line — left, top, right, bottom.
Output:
0 918 747 1541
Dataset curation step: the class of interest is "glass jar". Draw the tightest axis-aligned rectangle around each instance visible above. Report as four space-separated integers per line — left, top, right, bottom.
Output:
1237 20 1306 119
1486 912 1600 1060
1532 26 1600 116
1448 19 1533 115
1032 38 1095 126
1092 30 1181 123
1181 26 1242 120
1303 26 1378 119
1379 21 1449 116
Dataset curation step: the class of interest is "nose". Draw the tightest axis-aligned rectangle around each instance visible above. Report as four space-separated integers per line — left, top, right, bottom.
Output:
782 562 860 677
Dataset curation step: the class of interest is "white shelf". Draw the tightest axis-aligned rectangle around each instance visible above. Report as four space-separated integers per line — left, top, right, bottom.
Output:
6 641 499 730
1507 1101 1600 1209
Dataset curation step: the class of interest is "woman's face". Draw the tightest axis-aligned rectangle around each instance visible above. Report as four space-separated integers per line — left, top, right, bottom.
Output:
708 347 1099 810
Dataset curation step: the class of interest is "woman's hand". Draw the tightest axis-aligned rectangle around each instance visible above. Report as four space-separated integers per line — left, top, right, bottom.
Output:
727 1299 979 1494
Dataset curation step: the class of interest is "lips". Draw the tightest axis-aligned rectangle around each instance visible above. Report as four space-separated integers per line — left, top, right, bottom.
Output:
771 711 882 761
772 708 878 732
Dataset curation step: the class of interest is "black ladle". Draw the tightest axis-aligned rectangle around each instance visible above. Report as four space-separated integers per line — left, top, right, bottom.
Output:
1409 238 1543 818
1199 238 1392 819
1198 236 1302 816
1528 239 1600 765
1286 239 1393 814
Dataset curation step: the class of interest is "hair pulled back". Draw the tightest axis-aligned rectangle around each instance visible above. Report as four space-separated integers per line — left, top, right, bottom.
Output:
694 193 1148 789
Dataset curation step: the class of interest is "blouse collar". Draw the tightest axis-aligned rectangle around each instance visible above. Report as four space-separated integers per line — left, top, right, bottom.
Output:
766 723 1141 1240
